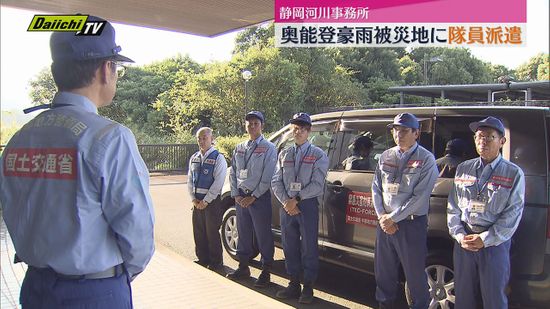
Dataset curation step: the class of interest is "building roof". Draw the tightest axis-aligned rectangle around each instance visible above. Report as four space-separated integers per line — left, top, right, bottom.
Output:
389 81 550 103
2 0 274 37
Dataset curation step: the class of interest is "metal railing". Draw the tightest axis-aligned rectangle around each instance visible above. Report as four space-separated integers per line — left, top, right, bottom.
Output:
138 144 197 173
0 144 197 173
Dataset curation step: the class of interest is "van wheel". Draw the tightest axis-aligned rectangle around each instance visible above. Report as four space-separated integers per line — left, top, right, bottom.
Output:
405 253 455 309
221 206 259 262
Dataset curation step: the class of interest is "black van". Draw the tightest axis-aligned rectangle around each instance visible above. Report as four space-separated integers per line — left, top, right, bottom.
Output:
220 106 550 308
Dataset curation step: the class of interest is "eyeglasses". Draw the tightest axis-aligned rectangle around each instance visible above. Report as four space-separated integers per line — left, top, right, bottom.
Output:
292 125 309 132
474 134 499 142
110 61 126 78
392 127 412 133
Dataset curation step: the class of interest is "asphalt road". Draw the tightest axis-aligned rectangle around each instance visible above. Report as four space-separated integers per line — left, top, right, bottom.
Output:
149 174 407 309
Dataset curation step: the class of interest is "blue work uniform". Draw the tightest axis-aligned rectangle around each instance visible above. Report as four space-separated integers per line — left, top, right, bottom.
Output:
0 92 155 308
372 142 438 309
447 154 525 309
229 135 277 267
187 147 227 266
271 141 329 284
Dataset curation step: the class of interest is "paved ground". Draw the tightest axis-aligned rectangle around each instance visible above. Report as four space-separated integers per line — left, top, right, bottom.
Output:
0 174 292 309
1 173 382 308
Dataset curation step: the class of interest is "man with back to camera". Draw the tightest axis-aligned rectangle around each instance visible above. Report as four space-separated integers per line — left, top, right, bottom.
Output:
0 16 154 308
372 113 438 309
436 138 466 178
342 135 374 170
447 116 525 309
271 112 329 304
188 127 227 271
226 111 277 288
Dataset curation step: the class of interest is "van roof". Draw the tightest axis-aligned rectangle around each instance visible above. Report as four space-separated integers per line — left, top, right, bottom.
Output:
389 81 550 102
310 105 550 122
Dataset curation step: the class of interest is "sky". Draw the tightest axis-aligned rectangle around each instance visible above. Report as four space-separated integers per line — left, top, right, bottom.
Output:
0 0 548 114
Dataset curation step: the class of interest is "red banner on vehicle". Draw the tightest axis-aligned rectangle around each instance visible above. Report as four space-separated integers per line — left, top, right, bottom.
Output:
346 191 378 227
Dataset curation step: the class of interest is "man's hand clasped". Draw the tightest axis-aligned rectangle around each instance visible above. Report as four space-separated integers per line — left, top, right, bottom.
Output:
379 214 399 235
283 198 301 216
193 199 208 210
236 195 256 208
460 234 485 251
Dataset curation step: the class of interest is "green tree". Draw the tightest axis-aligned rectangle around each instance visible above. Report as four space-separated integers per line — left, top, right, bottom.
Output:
488 64 515 83
399 55 423 85
165 46 305 135
409 47 492 85
28 67 56 106
233 24 274 54
328 48 403 84
515 53 550 81
280 47 369 113
103 55 202 138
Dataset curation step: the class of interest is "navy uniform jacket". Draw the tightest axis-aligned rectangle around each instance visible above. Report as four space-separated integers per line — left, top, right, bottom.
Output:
0 92 155 278
272 141 329 203
230 135 277 198
447 155 525 247
372 142 438 222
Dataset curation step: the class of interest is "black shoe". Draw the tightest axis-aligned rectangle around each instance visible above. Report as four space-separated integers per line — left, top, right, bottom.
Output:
207 263 224 271
298 285 314 304
226 266 250 280
276 281 301 299
254 270 270 288
193 260 208 267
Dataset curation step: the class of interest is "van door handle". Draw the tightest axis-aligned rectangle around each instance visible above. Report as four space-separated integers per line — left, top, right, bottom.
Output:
327 181 344 193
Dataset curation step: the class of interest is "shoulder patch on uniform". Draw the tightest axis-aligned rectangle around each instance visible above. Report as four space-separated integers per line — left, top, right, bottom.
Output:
407 160 423 168
454 174 476 185
254 146 267 153
204 158 216 165
303 155 317 164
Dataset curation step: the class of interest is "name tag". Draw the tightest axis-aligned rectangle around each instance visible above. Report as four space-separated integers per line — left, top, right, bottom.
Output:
384 183 400 195
290 182 302 191
239 169 248 179
470 200 486 213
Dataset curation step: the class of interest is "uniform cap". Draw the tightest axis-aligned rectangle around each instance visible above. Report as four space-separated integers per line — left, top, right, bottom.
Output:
50 15 133 63
387 113 419 129
245 111 264 123
469 116 505 136
289 112 312 126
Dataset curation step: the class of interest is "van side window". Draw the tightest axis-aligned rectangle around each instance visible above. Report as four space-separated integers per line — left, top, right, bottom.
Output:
277 120 338 167
433 116 480 178
336 119 434 172
336 121 395 172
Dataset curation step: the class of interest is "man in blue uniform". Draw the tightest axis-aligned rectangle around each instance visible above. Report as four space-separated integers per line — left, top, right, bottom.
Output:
0 16 154 308
227 111 277 288
272 113 329 304
448 116 525 309
372 113 438 309
188 127 227 271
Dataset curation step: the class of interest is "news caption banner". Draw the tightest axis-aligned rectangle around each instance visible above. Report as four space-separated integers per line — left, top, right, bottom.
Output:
275 0 527 47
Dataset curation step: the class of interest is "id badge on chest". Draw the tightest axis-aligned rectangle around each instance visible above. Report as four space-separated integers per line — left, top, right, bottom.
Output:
470 199 486 213
290 182 302 192
385 183 400 195
239 169 248 179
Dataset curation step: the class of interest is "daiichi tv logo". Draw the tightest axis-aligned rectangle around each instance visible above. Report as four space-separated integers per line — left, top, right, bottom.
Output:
27 15 106 36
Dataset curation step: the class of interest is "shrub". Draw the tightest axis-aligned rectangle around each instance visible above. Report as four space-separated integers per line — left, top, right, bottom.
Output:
214 134 248 164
